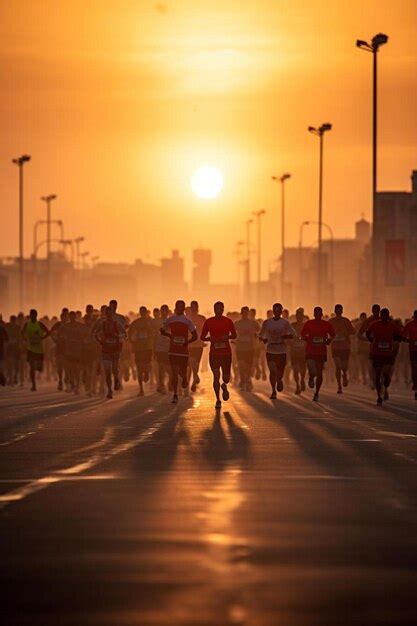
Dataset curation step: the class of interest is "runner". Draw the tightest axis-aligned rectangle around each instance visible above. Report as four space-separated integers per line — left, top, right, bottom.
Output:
290 307 307 395
329 304 355 394
366 307 403 405
353 312 369 384
301 307 335 402
201 301 236 409
161 300 197 404
50 310 70 391
187 300 206 392
154 304 171 394
259 302 296 400
21 309 49 391
82 309 101 396
93 306 126 399
5 315 21 386
109 299 129 332
128 306 155 396
61 311 84 393
403 310 417 400
234 306 260 391
358 304 381 388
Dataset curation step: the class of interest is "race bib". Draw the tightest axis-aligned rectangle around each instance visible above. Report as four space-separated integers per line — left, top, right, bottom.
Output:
312 336 324 344
239 335 251 342
334 334 346 342
214 342 227 350
138 332 148 340
377 341 390 350
105 337 118 344
173 336 186 345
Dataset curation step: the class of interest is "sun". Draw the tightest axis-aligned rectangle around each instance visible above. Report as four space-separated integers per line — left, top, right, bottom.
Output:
191 165 224 200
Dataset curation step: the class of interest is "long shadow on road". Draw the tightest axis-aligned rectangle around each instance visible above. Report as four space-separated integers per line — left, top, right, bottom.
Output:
237 390 358 476
201 410 250 469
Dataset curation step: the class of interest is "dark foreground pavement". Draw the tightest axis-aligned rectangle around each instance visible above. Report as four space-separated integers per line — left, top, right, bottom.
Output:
1 378 417 625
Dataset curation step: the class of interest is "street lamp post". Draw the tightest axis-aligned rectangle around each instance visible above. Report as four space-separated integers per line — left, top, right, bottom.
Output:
245 218 253 297
233 241 244 297
40 194 57 312
356 33 388 301
308 123 332 303
12 154 31 311
60 239 75 266
74 236 85 270
302 219 334 288
272 173 291 299
253 210 266 305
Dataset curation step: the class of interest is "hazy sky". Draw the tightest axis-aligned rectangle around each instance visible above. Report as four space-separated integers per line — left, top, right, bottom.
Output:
1 0 416 283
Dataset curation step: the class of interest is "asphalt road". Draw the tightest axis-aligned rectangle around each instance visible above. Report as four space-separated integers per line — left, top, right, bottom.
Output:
1 377 417 626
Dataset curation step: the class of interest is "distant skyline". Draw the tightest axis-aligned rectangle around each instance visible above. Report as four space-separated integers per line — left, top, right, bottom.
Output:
1 0 416 283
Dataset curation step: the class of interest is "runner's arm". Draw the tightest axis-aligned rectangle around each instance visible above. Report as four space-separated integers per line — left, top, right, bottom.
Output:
200 320 210 342
258 320 267 343
186 330 198 345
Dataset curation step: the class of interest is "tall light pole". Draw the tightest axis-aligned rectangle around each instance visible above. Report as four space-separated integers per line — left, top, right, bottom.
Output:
245 218 253 295
301 219 335 288
12 154 31 311
356 33 388 301
272 173 291 299
74 236 85 269
233 241 244 297
41 194 57 310
253 210 266 304
308 123 332 303
80 251 90 269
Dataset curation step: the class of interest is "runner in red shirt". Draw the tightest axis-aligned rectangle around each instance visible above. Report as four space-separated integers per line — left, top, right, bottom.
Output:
366 307 403 405
329 304 355 394
161 300 197 404
301 307 335 402
358 303 381 389
93 306 126 399
201 301 237 409
402 310 417 400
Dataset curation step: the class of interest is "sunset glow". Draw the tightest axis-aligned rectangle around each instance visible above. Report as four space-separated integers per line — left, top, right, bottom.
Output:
191 166 224 200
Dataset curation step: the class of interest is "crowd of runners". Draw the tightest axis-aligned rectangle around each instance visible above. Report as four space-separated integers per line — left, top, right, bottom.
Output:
0 299 416 407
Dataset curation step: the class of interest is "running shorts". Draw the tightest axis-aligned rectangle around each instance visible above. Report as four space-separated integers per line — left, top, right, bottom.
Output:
209 354 232 380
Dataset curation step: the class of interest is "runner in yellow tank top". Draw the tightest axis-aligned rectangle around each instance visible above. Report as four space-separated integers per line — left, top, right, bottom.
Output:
22 309 49 391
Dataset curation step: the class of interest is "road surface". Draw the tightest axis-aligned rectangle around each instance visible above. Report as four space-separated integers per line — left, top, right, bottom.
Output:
1 378 417 625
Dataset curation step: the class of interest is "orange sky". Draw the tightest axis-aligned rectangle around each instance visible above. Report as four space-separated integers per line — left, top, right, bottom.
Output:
1 0 416 283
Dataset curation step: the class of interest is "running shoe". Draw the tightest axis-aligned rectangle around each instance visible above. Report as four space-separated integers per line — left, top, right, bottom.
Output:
221 383 229 401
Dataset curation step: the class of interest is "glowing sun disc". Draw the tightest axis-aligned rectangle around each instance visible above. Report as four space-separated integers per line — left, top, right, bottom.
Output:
191 166 224 200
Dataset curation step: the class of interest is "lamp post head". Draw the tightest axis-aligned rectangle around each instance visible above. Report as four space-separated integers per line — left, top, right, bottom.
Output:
308 126 317 133
319 123 332 133
12 154 31 165
356 39 369 49
281 173 291 182
372 33 388 49
75 236 85 244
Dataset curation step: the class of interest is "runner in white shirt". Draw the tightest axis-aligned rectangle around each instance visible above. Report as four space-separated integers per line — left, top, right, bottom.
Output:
259 302 296 399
